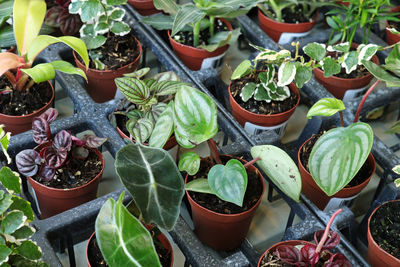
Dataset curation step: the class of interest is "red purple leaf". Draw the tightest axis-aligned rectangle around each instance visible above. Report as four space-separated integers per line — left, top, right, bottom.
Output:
276 245 305 266
83 135 108 148
323 253 352 267
39 108 58 123
301 244 319 265
314 230 340 250
71 135 85 146
42 146 68 169
53 130 72 151
32 117 51 144
16 149 41 177
45 6 61 27
71 146 89 160
39 164 56 181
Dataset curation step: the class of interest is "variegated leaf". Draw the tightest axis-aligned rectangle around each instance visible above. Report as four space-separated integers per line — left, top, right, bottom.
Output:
148 104 174 148
342 51 358 74
303 42 326 61
307 98 345 119
178 152 200 175
357 44 379 64
127 118 154 144
277 62 296 87
115 77 150 105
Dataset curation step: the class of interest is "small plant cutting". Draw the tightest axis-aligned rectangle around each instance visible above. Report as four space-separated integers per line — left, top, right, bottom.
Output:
258 209 352 266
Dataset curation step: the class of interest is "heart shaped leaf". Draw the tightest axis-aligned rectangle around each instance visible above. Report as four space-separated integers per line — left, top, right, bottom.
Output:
309 122 373 196
115 144 184 230
15 150 41 177
53 130 72 151
307 98 345 119
32 117 51 144
178 152 200 175
208 159 247 206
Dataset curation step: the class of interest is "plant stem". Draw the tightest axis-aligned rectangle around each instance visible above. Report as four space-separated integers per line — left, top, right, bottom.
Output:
244 157 260 168
315 208 342 254
339 111 344 127
15 74 29 91
207 139 222 164
193 20 201 47
209 16 215 37
353 80 380 123
3 71 16 87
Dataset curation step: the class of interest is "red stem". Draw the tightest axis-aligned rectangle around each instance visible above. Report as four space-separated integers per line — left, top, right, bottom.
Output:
339 111 344 127
3 71 16 87
244 157 261 168
315 208 342 254
353 80 380 123
207 139 222 164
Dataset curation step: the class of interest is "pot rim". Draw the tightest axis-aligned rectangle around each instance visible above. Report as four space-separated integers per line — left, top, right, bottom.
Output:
0 80 55 119
184 154 266 218
73 34 142 74
257 8 319 26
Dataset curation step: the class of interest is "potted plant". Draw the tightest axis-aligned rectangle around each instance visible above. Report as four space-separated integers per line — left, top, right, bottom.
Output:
128 0 160 16
257 0 324 44
110 68 192 150
0 0 89 134
44 0 82 36
257 209 352 266
69 0 143 103
142 0 260 71
15 108 108 218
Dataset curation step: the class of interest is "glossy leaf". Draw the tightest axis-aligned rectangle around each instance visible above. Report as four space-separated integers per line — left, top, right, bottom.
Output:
152 80 187 96
15 150 41 177
9 196 34 222
15 240 42 260
322 57 341 78
276 245 303 266
95 193 161 267
115 77 150 105
251 145 301 202
0 52 24 77
185 178 214 194
127 118 154 144
39 164 56 181
303 43 326 61
171 4 205 36
148 104 174 148
83 135 108 148
301 244 318 265
295 65 312 88
2 211 25 234
314 230 340 250
32 117 51 144
178 152 200 175
307 98 345 119
21 63 56 83
13 0 46 55
41 146 68 169
309 123 373 196
0 167 21 194
50 61 87 80
38 108 58 123
208 159 247 206
53 130 72 151
115 144 184 230
12 226 35 240
362 60 400 87
174 85 218 148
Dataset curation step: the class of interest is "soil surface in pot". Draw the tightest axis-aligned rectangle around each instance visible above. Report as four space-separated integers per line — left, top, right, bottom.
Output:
33 147 102 189
263 4 316 23
87 233 172 267
300 132 373 188
230 73 298 115
370 201 400 260
187 155 263 214
172 19 228 47
259 248 330 266
0 77 52 116
86 33 139 71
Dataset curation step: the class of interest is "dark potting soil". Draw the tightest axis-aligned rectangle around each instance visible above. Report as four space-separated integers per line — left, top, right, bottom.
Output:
187 155 263 214
267 4 317 23
33 148 102 189
259 248 330 267
370 201 400 259
0 76 52 116
389 20 400 34
88 33 140 71
87 232 172 267
115 113 130 137
300 133 372 188
326 50 370 79
230 73 298 115
172 19 228 47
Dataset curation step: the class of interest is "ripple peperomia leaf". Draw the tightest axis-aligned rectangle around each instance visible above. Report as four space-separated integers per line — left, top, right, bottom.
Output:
307 98 345 119
53 130 72 151
314 230 340 250
178 152 200 175
38 108 58 123
115 144 184 230
32 117 51 144
39 165 55 181
309 122 373 196
41 146 68 169
82 135 108 148
15 150 41 177
276 245 302 265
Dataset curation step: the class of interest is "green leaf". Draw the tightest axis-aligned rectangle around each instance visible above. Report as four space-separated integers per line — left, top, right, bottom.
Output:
294 65 312 88
80 24 95 37
362 60 400 87
141 13 174 31
0 193 12 215
251 145 301 202
50 61 87 80
277 62 296 87
231 60 252 80
82 35 107 50
109 7 125 20
96 193 161 267
116 77 150 105
77 0 104 22
9 196 34 222
0 129 11 164
123 68 150 78
0 25 15 48
383 43 400 76
153 0 179 15
106 0 127 5
0 167 20 194
15 241 41 260
303 43 326 61
0 0 13 20
151 71 180 82
178 152 200 175
322 57 341 77
148 104 174 148
197 29 240 52
174 85 218 148
94 22 109 35
327 42 350 53
357 44 379 64
28 35 89 68
208 159 247 206
307 98 345 119
12 226 35 240
13 0 46 55
153 81 187 96
20 63 55 83
342 51 358 74
0 244 11 265
240 82 257 102
111 21 130 36
1 211 25 234
115 144 184 230
254 84 270 102
395 178 400 187
171 4 205 36
185 178 214 194
126 118 154 144
387 121 400 134
309 122 373 196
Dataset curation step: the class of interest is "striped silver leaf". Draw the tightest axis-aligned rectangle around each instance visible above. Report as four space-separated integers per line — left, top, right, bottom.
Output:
148 104 173 148
115 77 150 105
126 118 154 144
309 122 373 196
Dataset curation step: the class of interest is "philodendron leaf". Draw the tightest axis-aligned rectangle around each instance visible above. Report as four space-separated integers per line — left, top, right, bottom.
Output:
250 145 301 202
178 152 200 175
303 43 326 61
231 60 252 80
307 98 345 119
174 85 218 148
277 62 296 87
115 77 150 105
208 159 247 206
115 144 184 230
309 122 373 196
95 192 161 267
148 104 174 148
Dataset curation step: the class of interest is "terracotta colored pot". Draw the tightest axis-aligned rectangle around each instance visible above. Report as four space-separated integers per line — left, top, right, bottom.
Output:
86 226 174 267
168 18 232 71
257 9 319 43
28 143 105 219
298 137 376 210
74 34 142 103
128 0 160 16
367 200 400 266
116 126 177 150
386 6 400 45
185 155 265 251
313 43 380 99
0 81 55 135
257 240 333 266
229 82 300 127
